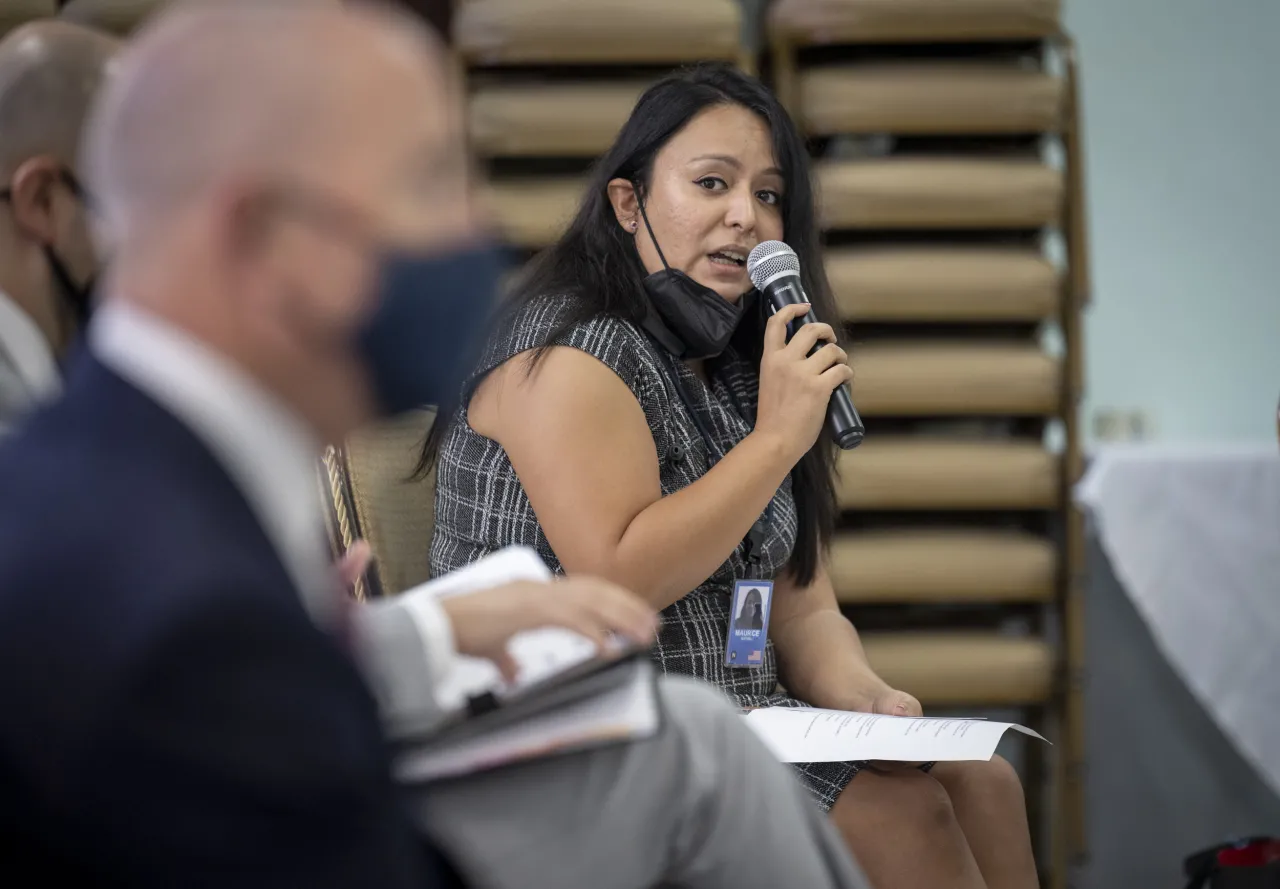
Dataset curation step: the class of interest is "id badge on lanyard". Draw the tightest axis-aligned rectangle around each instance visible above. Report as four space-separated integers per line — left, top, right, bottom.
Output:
726 513 772 668
726 577 773 668
654 349 776 670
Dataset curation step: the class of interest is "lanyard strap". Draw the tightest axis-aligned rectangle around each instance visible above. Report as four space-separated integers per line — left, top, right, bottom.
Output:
654 347 772 565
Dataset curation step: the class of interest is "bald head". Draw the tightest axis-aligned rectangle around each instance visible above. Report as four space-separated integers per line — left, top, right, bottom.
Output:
0 20 119 178
81 0 482 444
84 0 458 249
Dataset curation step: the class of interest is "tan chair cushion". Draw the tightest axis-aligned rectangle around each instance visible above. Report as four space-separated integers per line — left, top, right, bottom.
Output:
862 632 1054 705
342 410 437 596
830 529 1055 603
827 246 1060 322
60 0 166 35
837 437 1059 510
484 176 586 249
851 341 1060 416
470 80 648 158
800 62 1064 136
817 158 1063 230
455 0 741 65
770 0 1061 45
1 1 56 36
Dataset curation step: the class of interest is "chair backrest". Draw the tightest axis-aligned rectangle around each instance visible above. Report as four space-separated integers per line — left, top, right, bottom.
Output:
322 409 438 598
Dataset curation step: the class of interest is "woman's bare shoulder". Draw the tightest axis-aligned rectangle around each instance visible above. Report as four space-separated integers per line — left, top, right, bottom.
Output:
471 340 648 442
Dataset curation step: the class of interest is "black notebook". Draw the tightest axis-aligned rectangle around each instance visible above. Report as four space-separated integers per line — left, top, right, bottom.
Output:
390 548 663 782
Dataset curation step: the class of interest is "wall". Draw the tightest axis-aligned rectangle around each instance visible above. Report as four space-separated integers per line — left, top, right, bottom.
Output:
1065 0 1280 445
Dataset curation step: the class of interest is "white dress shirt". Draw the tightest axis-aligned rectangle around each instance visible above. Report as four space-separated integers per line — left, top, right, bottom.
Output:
90 302 456 690
0 288 61 419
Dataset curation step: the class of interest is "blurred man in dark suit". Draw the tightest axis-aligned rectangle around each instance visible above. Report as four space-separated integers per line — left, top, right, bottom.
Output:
0 3 481 885
0 21 116 435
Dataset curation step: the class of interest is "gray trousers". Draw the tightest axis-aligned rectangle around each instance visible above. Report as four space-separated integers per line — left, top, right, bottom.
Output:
414 676 869 889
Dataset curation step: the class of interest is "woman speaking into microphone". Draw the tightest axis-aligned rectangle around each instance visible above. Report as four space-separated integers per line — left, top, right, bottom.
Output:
426 64 1036 889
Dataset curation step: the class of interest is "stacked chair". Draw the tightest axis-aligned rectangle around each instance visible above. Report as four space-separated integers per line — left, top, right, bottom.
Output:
0 1 57 36
766 0 1088 885
58 0 165 35
453 0 749 256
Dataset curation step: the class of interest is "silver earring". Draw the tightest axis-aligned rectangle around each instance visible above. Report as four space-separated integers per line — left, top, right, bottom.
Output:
629 220 638 231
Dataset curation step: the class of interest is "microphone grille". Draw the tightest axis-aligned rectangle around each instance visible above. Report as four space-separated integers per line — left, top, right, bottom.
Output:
747 241 800 290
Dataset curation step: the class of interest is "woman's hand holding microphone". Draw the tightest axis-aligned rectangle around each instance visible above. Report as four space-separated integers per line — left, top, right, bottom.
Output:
751 303 852 466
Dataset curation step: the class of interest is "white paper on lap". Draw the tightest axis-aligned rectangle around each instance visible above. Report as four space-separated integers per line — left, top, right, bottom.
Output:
742 707 1047 763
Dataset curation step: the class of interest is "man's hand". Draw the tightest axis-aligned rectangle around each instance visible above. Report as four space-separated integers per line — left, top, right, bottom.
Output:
440 577 658 681
336 540 372 591
335 542 657 681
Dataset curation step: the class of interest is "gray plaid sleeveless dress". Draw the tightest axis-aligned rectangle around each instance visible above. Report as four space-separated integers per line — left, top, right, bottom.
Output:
430 295 863 810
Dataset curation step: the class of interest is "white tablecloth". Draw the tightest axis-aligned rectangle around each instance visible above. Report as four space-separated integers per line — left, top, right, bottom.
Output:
1076 445 1280 796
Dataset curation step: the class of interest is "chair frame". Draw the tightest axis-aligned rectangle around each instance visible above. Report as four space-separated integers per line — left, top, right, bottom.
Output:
318 445 385 602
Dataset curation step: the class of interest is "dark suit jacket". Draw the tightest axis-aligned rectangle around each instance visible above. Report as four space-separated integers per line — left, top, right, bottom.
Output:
0 356 459 888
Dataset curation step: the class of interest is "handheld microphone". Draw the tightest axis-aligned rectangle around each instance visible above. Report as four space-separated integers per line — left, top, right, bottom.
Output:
747 241 864 450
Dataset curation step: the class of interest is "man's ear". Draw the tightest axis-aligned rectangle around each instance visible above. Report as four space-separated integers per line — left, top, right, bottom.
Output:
7 157 63 244
218 179 282 260
606 178 639 233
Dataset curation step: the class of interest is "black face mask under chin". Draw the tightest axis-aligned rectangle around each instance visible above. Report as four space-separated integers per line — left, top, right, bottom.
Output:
632 193 749 360
44 244 95 327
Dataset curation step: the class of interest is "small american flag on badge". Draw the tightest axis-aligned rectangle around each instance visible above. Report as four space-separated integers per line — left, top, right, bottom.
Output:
748 650 762 662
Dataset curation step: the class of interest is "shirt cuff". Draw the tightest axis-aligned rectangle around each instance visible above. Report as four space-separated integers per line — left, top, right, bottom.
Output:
396 592 458 694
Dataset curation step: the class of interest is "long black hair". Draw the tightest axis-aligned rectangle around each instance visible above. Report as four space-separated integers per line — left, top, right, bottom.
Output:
422 63 840 586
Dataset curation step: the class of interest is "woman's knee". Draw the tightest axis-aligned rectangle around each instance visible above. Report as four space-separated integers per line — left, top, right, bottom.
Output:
982 754 1026 800
831 770 991 888
833 768 961 837
932 755 1027 806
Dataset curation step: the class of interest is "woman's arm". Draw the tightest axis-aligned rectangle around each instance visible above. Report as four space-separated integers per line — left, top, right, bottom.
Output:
769 563 899 712
469 304 849 611
469 345 794 610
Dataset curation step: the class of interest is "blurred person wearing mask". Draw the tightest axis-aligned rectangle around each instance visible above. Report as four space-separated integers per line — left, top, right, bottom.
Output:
0 21 116 436
0 3 871 889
